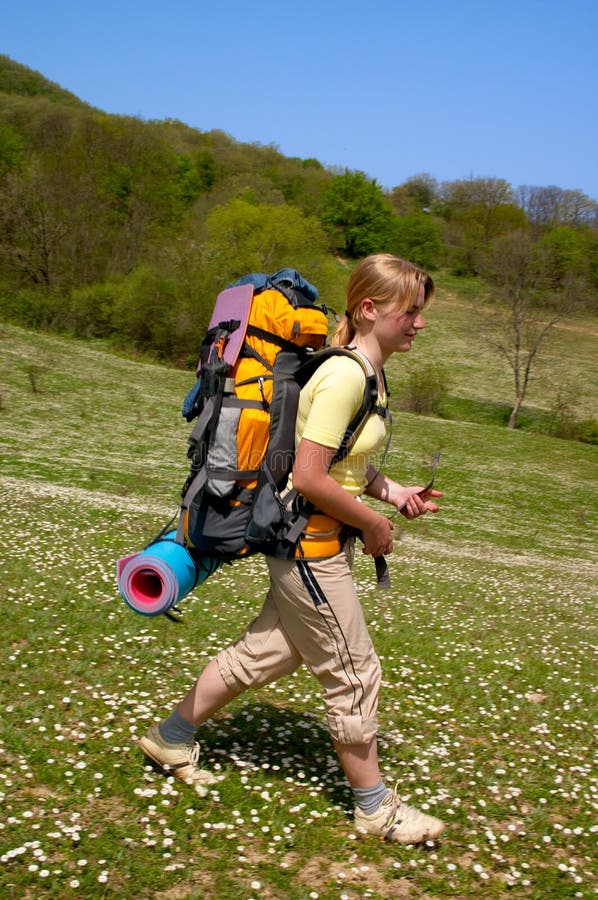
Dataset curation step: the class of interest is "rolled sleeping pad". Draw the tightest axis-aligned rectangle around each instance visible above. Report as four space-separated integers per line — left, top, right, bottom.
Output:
116 531 220 616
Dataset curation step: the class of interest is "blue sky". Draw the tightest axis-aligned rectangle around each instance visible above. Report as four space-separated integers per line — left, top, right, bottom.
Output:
3 0 598 199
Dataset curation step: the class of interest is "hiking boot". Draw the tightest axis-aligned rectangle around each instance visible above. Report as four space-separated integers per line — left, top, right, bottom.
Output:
139 724 218 791
354 789 445 844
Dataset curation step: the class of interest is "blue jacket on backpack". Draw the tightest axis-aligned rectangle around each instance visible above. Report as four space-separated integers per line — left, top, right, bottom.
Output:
229 268 319 303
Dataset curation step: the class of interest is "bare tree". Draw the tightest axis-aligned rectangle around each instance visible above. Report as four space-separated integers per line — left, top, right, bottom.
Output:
0 169 68 289
479 231 566 429
515 184 598 227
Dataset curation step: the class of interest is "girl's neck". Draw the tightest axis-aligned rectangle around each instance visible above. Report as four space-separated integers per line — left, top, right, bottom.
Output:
350 336 387 375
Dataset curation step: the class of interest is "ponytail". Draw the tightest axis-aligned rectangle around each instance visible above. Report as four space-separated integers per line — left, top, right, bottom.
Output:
331 311 355 347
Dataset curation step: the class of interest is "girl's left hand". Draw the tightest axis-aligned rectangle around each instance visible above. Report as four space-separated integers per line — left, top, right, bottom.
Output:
395 487 443 519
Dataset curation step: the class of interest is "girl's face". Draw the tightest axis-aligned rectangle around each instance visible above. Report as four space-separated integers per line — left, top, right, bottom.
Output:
375 283 426 354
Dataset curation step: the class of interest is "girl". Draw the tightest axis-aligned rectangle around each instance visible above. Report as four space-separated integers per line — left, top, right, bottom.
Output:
140 254 445 843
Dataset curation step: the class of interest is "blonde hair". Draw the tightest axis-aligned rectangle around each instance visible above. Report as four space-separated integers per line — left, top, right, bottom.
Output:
332 254 434 346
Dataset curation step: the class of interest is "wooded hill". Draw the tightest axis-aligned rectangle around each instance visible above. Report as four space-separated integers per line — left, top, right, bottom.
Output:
0 53 597 371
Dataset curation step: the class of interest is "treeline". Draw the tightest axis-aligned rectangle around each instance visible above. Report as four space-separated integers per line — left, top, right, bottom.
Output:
0 55 596 366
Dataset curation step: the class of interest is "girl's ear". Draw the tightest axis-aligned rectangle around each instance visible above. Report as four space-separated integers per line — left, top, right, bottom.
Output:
360 297 377 322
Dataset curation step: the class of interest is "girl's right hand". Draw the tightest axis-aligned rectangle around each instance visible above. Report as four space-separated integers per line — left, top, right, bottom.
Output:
361 514 394 557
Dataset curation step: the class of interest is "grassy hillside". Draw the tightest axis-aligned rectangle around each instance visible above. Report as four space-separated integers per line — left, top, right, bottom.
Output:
395 275 598 425
1 323 596 898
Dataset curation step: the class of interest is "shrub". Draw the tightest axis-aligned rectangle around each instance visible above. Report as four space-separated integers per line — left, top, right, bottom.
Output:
545 391 598 443
576 417 598 444
398 363 450 416
66 282 117 338
0 286 69 330
110 264 180 357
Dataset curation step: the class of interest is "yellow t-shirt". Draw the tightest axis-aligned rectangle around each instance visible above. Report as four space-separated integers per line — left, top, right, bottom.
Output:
295 355 388 496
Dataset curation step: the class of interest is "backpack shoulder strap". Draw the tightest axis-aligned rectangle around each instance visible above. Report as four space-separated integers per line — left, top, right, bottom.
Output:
346 347 392 460
326 347 393 590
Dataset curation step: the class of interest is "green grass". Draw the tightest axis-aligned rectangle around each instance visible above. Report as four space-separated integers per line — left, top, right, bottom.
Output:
1 322 597 898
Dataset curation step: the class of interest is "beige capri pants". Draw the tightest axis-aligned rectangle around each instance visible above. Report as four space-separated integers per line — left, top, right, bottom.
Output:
216 540 382 745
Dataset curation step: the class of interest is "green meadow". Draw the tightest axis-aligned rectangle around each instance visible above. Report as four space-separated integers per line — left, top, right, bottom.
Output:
1 303 596 898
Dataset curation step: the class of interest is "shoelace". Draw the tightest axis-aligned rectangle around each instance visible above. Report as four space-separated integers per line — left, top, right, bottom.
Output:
381 791 403 830
187 742 200 767
381 784 419 830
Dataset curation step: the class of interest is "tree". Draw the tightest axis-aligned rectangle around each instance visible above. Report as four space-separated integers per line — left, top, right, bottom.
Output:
320 170 394 257
479 232 567 428
174 150 217 203
203 198 328 282
0 119 23 177
579 227 598 296
0 167 68 290
515 185 598 227
439 176 515 210
110 264 181 358
390 173 438 215
393 212 444 269
538 226 586 286
438 177 527 275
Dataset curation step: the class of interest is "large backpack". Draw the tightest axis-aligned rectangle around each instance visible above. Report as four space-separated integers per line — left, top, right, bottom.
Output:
175 269 389 563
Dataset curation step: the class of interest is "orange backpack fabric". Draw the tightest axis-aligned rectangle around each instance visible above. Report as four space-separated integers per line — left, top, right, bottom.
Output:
227 288 328 489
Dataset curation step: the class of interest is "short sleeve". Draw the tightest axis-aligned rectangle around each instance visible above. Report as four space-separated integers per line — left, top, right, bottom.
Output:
298 356 366 448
